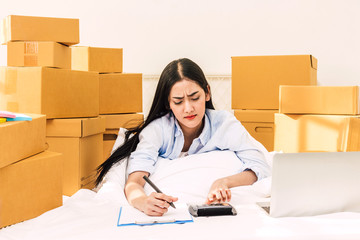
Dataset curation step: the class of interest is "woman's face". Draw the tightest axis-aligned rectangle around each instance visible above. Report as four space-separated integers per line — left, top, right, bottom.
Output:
168 79 210 134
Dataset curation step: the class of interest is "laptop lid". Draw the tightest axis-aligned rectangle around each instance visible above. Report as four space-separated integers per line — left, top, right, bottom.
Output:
270 152 360 217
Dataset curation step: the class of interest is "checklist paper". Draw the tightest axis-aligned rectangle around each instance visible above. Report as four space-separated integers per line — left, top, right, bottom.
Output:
117 203 193 226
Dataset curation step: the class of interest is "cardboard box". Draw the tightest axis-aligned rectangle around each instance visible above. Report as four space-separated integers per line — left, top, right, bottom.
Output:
101 114 143 161
232 55 317 110
103 133 117 161
46 117 105 196
0 67 99 119
0 113 46 169
0 151 63 228
343 118 360 151
280 85 360 115
80 173 98 191
274 113 360 153
1 15 79 46
71 46 123 73
99 73 142 114
7 41 71 69
101 113 144 131
234 110 278 151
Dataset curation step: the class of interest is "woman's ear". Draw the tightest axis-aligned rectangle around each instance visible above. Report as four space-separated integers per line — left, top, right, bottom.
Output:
205 85 211 101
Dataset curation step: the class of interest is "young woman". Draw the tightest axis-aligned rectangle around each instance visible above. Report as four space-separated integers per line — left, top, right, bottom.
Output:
96 58 270 216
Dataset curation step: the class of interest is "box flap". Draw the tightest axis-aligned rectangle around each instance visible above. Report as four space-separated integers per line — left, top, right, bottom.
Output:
2 15 79 46
46 116 105 137
280 85 359 115
310 55 317 70
0 113 46 169
81 116 105 137
234 110 278 123
100 113 144 129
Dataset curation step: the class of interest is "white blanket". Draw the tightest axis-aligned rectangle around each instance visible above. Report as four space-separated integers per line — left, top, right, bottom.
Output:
1 151 360 240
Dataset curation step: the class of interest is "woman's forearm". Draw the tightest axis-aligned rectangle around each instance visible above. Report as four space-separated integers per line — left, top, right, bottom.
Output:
124 171 149 210
222 170 258 188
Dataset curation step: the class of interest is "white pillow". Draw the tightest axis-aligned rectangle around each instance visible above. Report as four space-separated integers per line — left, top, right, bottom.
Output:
96 128 274 204
144 150 243 203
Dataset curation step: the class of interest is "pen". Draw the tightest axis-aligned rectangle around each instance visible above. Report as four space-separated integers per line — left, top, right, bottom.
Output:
143 175 176 209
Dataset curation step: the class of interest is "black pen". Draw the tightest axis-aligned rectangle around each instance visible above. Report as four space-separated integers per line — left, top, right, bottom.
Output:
143 175 176 209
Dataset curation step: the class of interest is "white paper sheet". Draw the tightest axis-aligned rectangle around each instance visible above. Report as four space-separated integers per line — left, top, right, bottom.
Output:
118 203 193 226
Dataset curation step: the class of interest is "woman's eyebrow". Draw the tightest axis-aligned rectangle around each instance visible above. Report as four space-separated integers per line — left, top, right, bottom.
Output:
172 91 199 99
187 91 199 97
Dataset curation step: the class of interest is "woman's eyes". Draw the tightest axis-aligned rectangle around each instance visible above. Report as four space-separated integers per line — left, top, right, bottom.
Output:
174 97 199 105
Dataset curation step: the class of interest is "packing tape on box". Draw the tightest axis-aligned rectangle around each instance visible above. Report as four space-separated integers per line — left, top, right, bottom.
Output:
25 42 38 54
0 68 20 112
0 67 17 94
24 42 38 66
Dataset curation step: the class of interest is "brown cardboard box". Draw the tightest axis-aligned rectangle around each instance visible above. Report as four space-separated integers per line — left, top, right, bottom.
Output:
101 113 144 161
46 117 105 196
80 173 98 191
0 113 46 169
71 46 123 73
1 15 79 46
234 110 278 151
0 150 63 228
99 73 142 114
274 113 360 153
280 85 359 115
103 133 117 162
101 113 144 130
342 118 360 151
0 67 99 119
7 41 71 69
232 55 317 110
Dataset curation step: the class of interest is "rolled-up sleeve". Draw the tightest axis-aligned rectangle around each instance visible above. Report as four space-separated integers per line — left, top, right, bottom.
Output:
214 111 271 181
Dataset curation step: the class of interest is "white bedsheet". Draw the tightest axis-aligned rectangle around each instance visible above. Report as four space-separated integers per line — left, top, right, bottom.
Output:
1 151 360 240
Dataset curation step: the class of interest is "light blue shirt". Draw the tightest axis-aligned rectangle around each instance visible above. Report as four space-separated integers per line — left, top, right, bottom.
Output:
127 109 271 181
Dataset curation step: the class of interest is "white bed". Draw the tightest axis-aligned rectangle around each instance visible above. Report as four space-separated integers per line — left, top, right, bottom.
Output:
1 150 360 240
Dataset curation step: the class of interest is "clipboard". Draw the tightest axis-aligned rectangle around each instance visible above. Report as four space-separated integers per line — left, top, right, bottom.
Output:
117 203 193 226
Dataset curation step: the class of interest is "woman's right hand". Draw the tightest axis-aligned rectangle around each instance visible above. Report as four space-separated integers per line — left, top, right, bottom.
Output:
135 192 178 216
124 171 178 216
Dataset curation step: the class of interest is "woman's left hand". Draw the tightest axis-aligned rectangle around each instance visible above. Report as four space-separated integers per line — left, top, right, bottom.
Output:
205 178 231 204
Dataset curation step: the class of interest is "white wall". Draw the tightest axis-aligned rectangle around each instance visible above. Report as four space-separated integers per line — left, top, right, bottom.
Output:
1 0 360 86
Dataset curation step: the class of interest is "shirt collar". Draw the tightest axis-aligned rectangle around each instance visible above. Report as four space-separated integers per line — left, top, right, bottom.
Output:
172 110 211 144
173 113 183 137
198 110 211 145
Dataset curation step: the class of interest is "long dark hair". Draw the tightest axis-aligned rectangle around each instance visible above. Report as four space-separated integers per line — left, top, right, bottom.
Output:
95 58 215 186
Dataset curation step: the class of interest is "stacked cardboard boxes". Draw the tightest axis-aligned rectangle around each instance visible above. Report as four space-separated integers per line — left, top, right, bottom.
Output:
0 15 98 118
232 55 318 151
71 46 144 162
0 114 63 228
274 86 360 152
0 15 104 197
46 117 106 194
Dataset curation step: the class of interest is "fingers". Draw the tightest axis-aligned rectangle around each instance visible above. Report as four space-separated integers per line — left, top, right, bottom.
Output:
143 192 178 216
206 188 231 204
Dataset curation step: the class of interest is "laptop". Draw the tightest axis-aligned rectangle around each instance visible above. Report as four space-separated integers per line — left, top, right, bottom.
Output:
258 152 360 217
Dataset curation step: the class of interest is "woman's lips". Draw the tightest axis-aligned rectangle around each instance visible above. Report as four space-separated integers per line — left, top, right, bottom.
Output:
185 115 196 120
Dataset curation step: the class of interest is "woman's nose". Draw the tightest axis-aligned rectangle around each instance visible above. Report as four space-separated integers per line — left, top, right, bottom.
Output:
184 99 193 113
